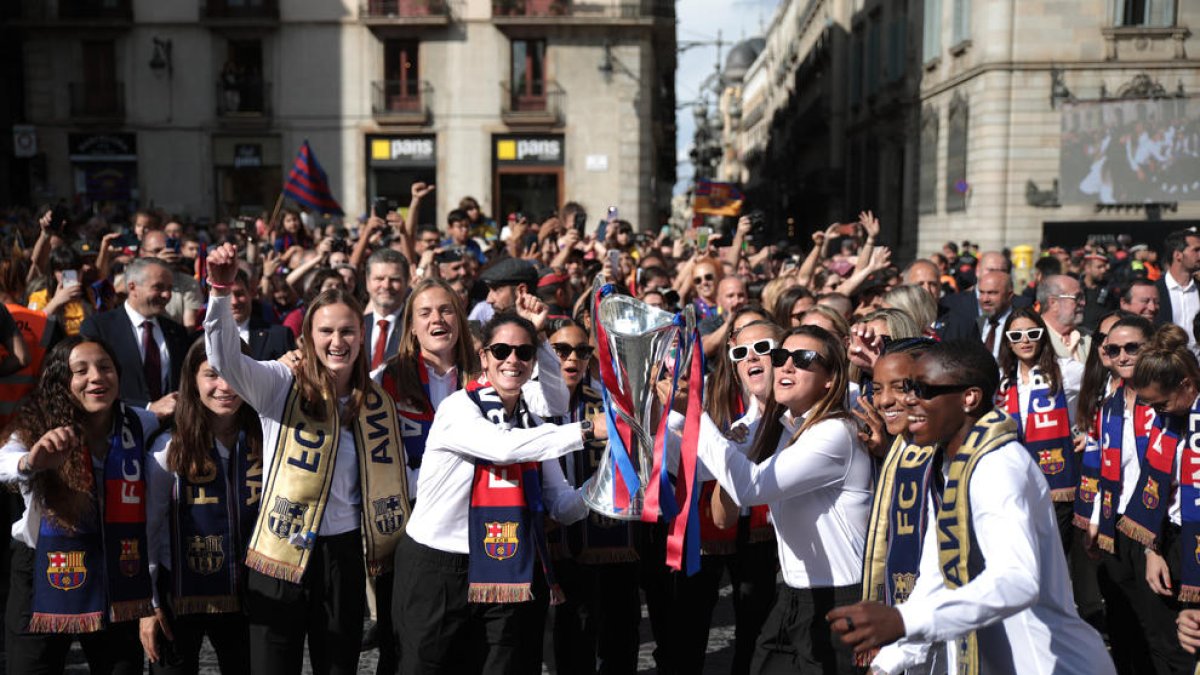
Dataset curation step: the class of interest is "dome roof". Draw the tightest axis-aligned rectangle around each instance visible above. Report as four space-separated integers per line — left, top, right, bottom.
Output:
723 37 765 83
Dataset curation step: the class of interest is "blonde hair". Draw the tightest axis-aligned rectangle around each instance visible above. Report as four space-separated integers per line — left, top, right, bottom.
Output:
882 284 937 333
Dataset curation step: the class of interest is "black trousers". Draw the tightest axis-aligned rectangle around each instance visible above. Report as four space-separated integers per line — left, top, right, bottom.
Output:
393 533 547 675
729 539 780 675
1132 525 1194 675
750 583 864 675
244 529 365 675
4 541 143 675
148 611 250 675
638 524 723 675
550 560 640 675
373 571 397 675
1102 529 1162 675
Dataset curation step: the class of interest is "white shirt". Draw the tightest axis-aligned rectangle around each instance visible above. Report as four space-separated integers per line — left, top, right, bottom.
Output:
0 407 160 548
981 307 1012 362
125 301 171 396
1014 359 1084 430
873 441 1114 675
205 294 361 536
371 360 459 490
1165 270 1199 346
237 318 251 346
406 341 586 554
468 300 496 324
697 412 872 589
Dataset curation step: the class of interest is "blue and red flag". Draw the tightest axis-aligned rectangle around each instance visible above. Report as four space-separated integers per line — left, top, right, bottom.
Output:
283 140 343 215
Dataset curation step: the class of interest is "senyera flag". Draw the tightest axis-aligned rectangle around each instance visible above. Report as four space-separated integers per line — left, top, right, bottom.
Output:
283 140 344 216
692 180 743 217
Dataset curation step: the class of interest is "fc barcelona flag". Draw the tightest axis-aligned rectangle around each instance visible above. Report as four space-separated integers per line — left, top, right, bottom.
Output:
692 180 744 217
283 140 344 215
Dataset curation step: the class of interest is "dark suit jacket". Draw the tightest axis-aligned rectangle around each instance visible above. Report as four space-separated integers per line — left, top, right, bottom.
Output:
1156 275 1175 326
247 314 296 362
79 306 195 408
364 311 403 365
941 290 1033 332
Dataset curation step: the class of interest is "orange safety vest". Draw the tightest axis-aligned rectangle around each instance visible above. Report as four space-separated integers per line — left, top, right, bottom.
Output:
0 304 53 429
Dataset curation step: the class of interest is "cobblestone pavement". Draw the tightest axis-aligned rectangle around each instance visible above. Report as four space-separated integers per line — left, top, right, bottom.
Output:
54 581 743 674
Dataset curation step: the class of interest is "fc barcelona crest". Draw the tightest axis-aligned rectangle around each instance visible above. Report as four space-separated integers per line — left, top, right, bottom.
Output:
268 496 308 540
1143 478 1160 510
1080 477 1098 504
46 551 87 591
483 521 519 561
1102 492 1113 519
1038 448 1066 476
372 495 406 535
119 539 141 577
1195 536 1200 565
187 535 225 576
891 572 917 604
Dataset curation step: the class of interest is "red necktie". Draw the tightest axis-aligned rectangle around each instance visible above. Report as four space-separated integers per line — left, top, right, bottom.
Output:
984 315 1000 355
142 320 162 401
372 318 390 370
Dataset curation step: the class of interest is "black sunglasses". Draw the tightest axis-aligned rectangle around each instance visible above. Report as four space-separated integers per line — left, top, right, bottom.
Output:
901 378 973 400
1102 342 1142 358
729 339 777 362
694 273 715 284
551 342 594 360
769 348 827 370
484 343 536 362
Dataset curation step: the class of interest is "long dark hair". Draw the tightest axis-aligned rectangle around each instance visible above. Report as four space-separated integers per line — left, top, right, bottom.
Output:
747 325 849 464
1077 309 1127 427
169 341 262 483
998 307 1062 395
8 336 121 529
385 278 479 409
704 307 775 431
297 288 369 422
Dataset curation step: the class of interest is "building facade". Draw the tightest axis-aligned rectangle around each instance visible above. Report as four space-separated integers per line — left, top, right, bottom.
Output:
9 0 676 231
729 0 1200 258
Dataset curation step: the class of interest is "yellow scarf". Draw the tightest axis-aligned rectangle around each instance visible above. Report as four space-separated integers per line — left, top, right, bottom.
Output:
937 409 1017 675
246 381 410 583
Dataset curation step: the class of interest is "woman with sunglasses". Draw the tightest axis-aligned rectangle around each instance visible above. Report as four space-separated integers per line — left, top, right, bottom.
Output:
677 256 722 321
395 309 603 675
1082 314 1159 674
141 340 261 675
543 318 642 675
688 325 872 673
997 307 1085 553
205 243 410 675
0 336 158 675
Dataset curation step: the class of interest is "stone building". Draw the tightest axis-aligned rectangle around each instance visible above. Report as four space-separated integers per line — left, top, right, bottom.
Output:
6 0 676 231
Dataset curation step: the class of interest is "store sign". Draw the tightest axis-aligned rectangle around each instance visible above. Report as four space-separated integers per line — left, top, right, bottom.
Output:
370 136 436 165
13 125 36 158
495 135 564 165
68 133 137 162
234 143 262 168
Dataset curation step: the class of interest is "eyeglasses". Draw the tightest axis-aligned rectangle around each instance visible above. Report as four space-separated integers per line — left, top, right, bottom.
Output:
1005 328 1044 343
901 379 973 400
1053 294 1086 304
694 273 715 284
1102 342 1142 358
729 339 777 362
551 342 594 360
484 343 536 362
768 348 827 370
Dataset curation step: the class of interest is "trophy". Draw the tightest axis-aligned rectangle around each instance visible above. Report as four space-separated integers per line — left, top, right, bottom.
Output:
581 283 697 520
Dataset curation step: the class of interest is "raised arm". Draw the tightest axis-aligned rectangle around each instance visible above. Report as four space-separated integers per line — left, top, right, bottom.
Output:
427 392 583 464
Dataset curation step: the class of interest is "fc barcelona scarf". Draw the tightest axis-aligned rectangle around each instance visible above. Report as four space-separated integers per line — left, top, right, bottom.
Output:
170 433 263 615
246 380 410 583
936 409 1017 675
30 404 153 633
464 379 559 603
1003 368 1077 502
1118 404 1182 548
1074 404 1104 532
382 352 455 470
1177 397 1200 602
1096 389 1154 552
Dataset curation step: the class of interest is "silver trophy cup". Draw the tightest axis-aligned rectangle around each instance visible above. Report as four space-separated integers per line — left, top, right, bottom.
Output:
581 291 696 520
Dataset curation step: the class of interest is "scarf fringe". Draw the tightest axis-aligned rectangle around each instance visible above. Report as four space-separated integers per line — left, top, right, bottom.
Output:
1098 534 1115 554
1051 487 1077 502
246 550 304 584
1072 514 1093 531
174 595 241 615
367 556 392 578
749 527 775 544
1180 585 1200 604
855 648 880 668
467 583 533 604
109 598 153 623
28 611 104 634
575 549 640 565
700 541 737 556
1117 517 1157 547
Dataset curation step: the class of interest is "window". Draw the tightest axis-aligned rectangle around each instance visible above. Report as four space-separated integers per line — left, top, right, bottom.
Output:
1112 0 1175 26
952 0 969 44
945 94 968 212
886 15 906 82
79 40 119 116
384 40 420 111
866 18 881 95
220 40 265 115
923 0 942 62
850 35 863 107
919 105 938 214
511 40 547 110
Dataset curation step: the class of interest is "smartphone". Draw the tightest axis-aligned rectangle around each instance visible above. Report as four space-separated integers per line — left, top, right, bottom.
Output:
606 206 619 222
49 206 69 232
62 270 79 288
696 226 711 251
607 250 621 279
373 197 391 219
836 223 857 236
573 212 587 235
165 237 181 253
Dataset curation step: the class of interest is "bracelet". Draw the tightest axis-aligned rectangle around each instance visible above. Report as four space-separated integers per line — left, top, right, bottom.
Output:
208 280 233 290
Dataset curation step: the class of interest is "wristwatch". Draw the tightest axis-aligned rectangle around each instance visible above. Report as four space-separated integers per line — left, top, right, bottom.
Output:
580 420 595 442
415 266 426 277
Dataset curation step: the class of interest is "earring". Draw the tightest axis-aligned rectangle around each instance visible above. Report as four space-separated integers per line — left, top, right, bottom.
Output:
963 407 971 413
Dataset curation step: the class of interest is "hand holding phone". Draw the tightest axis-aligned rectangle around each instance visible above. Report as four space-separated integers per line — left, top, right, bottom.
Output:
62 270 79 288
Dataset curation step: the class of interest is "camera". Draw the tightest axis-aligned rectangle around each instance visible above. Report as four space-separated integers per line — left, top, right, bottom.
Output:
329 238 350 254
373 197 396 220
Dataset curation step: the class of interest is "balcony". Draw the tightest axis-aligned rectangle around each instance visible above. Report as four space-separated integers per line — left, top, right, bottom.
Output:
15 0 133 27
500 80 563 127
372 80 433 125
202 0 279 24
217 80 272 124
361 0 452 26
59 0 132 19
69 82 125 121
492 0 672 26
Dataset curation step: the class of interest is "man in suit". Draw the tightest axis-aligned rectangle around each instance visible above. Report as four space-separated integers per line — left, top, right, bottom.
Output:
364 247 410 371
80 257 192 417
229 269 294 361
904 259 978 341
975 271 1030 362
1155 228 1200 347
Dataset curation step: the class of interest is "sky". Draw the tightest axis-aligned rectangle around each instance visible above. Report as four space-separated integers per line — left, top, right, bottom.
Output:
674 0 782 194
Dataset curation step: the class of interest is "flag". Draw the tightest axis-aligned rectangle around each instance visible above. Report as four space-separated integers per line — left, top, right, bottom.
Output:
283 140 344 215
692 180 743 217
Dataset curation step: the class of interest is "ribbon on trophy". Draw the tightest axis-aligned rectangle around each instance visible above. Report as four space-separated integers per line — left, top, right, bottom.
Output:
592 284 643 515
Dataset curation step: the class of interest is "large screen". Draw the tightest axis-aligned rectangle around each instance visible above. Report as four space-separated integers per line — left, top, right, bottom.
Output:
1060 97 1200 205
